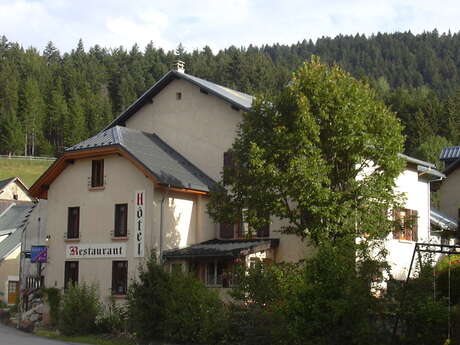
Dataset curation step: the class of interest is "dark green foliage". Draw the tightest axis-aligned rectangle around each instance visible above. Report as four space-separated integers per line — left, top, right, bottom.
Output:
127 254 223 344
392 263 450 345
223 240 391 345
231 260 301 308
58 283 101 336
41 287 61 326
281 241 390 345
1 32 460 157
435 255 460 305
220 304 287 345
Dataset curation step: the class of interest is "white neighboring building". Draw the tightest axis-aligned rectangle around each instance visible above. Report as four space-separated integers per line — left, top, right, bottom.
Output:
385 154 445 280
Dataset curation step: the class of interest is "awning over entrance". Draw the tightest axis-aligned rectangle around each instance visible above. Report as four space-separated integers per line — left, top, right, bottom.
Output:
163 238 279 260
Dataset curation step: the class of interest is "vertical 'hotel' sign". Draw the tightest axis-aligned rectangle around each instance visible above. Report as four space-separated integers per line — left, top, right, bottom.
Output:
134 190 145 257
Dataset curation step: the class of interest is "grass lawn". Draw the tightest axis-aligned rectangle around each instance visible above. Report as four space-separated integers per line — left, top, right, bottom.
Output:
35 329 137 345
0 158 53 187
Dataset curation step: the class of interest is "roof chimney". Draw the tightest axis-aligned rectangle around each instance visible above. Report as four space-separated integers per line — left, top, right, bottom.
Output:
174 60 185 73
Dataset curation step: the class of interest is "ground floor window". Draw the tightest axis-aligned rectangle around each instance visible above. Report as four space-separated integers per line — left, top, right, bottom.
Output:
112 261 128 295
171 263 183 274
206 261 234 288
64 261 79 289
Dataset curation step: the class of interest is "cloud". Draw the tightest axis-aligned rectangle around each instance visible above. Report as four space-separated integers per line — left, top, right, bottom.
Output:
0 0 460 53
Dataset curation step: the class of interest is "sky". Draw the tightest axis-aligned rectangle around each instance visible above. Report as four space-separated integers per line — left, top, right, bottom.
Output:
1 0 460 53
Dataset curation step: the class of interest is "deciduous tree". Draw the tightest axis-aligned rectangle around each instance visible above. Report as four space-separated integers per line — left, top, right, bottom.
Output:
208 57 405 245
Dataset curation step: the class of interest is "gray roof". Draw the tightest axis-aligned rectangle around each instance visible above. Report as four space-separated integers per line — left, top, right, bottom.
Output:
439 146 460 175
0 204 35 260
0 227 22 260
430 208 458 231
440 146 460 162
163 239 279 259
399 153 435 169
105 70 253 130
0 204 34 231
181 73 253 109
66 126 216 192
0 177 15 192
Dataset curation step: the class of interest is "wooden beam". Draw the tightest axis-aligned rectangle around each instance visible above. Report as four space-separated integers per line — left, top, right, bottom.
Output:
155 184 209 196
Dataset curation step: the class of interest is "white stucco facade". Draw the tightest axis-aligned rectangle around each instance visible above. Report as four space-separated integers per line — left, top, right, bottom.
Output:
385 165 439 280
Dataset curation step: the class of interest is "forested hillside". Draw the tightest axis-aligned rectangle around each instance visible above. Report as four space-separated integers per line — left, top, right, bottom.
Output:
1 30 460 166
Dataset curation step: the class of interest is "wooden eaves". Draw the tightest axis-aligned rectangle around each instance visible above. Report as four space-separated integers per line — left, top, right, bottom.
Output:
29 145 209 199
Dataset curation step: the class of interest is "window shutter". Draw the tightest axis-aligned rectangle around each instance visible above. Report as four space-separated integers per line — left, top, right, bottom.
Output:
393 209 402 240
223 151 234 185
220 223 234 239
411 210 418 241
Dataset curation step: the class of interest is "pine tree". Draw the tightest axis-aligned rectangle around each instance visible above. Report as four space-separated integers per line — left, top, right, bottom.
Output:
47 80 69 151
67 88 87 146
20 77 45 156
0 112 23 155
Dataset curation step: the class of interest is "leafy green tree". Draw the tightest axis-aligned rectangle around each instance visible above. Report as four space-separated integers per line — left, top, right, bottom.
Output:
414 135 451 170
208 57 405 245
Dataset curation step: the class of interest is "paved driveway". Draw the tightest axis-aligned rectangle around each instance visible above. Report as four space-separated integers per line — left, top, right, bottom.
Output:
0 323 89 345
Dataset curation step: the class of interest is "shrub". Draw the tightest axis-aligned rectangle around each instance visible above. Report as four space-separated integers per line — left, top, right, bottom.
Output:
220 304 287 345
391 262 449 345
436 255 460 304
59 283 101 336
127 254 223 344
96 298 128 334
41 288 61 326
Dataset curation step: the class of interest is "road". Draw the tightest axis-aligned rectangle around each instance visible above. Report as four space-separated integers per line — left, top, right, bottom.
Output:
0 323 89 345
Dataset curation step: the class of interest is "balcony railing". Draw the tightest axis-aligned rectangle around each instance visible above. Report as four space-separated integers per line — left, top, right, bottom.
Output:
25 275 44 289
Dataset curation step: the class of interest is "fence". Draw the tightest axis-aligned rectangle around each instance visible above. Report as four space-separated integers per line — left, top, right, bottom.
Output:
0 155 56 161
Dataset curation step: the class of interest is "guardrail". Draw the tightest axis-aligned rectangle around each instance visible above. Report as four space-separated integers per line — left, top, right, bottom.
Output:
0 155 56 161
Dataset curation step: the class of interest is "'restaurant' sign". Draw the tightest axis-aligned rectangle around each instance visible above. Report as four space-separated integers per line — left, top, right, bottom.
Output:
66 243 126 259
134 190 145 257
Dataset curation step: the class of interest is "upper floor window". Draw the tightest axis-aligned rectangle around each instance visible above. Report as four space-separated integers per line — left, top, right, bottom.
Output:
67 207 80 239
91 159 104 188
114 204 128 237
220 223 234 239
220 210 270 239
393 208 418 241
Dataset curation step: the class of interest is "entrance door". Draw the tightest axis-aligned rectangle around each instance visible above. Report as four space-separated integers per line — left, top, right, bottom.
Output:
7 281 19 305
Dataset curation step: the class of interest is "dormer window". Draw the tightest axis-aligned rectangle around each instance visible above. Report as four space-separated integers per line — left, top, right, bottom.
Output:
91 159 104 188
